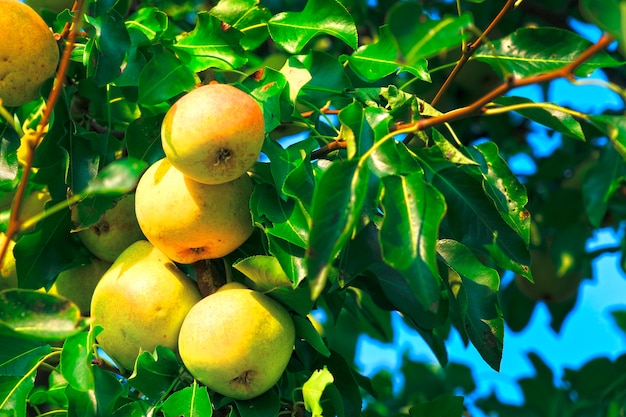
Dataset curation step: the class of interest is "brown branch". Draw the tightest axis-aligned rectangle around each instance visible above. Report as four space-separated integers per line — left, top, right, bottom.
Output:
310 140 347 160
300 108 340 118
0 0 86 269
431 0 518 107
398 33 615 133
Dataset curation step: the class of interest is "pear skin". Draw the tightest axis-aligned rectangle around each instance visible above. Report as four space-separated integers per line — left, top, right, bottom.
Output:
91 240 202 371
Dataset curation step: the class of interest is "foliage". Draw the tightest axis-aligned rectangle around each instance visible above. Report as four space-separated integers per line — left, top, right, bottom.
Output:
1 0 626 416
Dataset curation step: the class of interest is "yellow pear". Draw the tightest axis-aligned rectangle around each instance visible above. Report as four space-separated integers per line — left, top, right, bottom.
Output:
161 83 265 185
515 247 582 303
178 285 295 400
91 240 202 371
135 158 254 264
48 257 111 316
0 233 17 291
77 193 145 263
0 0 59 106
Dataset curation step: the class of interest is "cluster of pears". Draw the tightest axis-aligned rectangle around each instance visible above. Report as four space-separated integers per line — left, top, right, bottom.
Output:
0 0 59 106
86 84 295 400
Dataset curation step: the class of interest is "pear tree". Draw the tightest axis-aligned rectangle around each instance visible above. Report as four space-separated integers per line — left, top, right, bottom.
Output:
1 1 626 416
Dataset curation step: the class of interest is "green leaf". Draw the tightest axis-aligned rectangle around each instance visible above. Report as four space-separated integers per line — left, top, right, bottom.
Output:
85 157 147 197
0 336 49 377
138 48 197 105
429 165 530 278
339 102 390 159
303 367 334 417
438 239 504 371
234 388 280 417
233 255 293 291
66 365 124 417
84 13 131 85
379 171 445 316
210 0 271 50
125 7 169 43
388 4 472 62
611 309 626 336
128 346 181 404
268 0 357 54
465 142 530 245
589 114 626 161
0 290 88 341
431 130 479 166
289 51 353 107
580 0 626 53
61 329 97 392
171 12 247 72
306 160 371 299
244 68 289 133
409 394 465 417
293 314 330 357
475 27 624 78
494 96 585 140
0 375 34 417
160 383 212 417
341 25 430 82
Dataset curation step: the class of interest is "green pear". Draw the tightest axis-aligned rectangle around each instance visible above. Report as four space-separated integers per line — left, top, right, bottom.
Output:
135 158 254 264
178 283 295 400
0 0 59 106
91 240 202 371
48 257 111 316
161 83 265 185
77 193 145 263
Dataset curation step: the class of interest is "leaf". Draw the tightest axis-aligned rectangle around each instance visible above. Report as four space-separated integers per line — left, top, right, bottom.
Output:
234 388 280 417
84 13 131 85
341 25 430 83
494 96 585 140
125 7 169 43
303 367 334 417
292 314 330 357
580 0 626 53
475 27 624 78
0 290 88 341
409 394 465 417
611 309 626 337
268 0 357 54
306 160 371 299
160 383 213 417
66 365 124 417
233 255 293 291
428 165 530 278
138 48 197 105
85 157 147 197
61 329 97 392
339 102 390 159
465 142 530 245
244 68 289 133
431 130 479 166
388 3 472 62
128 346 181 403
0 375 34 417
0 336 49 377
437 239 504 371
589 114 626 161
379 171 445 316
171 12 247 72
210 0 271 50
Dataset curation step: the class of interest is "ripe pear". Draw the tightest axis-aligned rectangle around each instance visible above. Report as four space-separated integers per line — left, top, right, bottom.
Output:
0 233 17 291
161 83 265 185
48 257 111 316
178 283 295 400
514 247 582 303
91 240 202 371
77 194 145 263
0 0 59 106
135 158 254 264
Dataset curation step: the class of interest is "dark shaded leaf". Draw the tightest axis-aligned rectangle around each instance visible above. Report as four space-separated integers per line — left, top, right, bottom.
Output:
128 346 180 403
409 394 464 417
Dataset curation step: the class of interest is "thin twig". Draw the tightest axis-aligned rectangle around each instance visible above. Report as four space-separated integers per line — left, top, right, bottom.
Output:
431 0 519 107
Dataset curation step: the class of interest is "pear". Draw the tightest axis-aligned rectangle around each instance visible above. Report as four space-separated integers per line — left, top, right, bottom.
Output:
161 83 265 185
0 0 59 106
77 193 145 263
135 158 254 264
178 283 295 400
91 240 202 371
48 257 111 316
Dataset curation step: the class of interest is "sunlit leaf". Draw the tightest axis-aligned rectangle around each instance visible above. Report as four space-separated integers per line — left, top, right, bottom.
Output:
128 346 181 404
475 27 624 78
303 367 334 417
268 0 357 54
580 0 626 53
85 157 147 196
342 25 430 82
0 290 88 341
210 0 271 50
233 255 293 291
171 12 247 72
138 48 197 105
438 239 503 371
244 68 289 132
61 328 98 392
292 314 330 357
0 374 34 417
